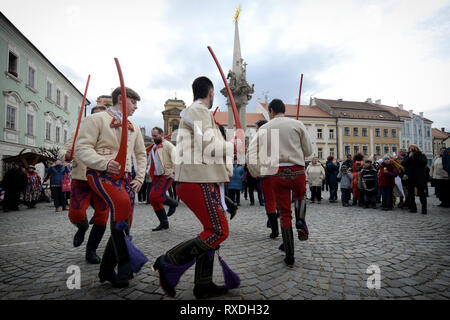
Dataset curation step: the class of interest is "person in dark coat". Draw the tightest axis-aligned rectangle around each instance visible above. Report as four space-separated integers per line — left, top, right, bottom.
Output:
326 156 340 202
401 144 428 214
245 165 264 206
378 156 398 210
45 160 70 212
1 164 27 212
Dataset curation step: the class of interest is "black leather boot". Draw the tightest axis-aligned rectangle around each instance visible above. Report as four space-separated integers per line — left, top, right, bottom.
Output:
73 219 89 247
193 249 228 299
267 212 279 239
294 200 309 241
225 196 238 220
153 237 211 298
164 197 178 217
152 209 169 231
281 226 295 267
110 226 132 288
86 224 106 264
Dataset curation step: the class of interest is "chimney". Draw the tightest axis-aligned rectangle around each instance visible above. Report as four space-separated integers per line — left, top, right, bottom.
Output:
310 97 316 106
442 128 446 132
398 104 403 110
419 112 423 118
375 99 381 104
365 98 372 103
409 110 413 118
337 98 343 101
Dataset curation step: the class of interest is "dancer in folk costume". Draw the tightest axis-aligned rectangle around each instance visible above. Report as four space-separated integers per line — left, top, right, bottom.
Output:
147 127 178 231
24 165 41 208
248 99 313 267
60 105 110 264
76 87 147 287
153 76 237 299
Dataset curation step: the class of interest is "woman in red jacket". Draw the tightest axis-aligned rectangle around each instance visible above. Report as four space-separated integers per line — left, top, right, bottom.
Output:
378 156 398 211
351 153 364 206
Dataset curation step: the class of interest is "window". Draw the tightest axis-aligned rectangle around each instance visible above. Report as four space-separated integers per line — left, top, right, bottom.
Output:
375 128 380 137
26 114 34 135
383 129 389 138
353 128 359 137
392 129 397 138
345 145 351 156
353 145 359 155
376 145 381 156
329 148 335 157
426 127 430 137
46 81 52 99
8 51 18 77
28 66 36 88
46 122 52 140
56 127 60 143
329 129 334 139
56 89 61 105
363 145 368 156
362 128 368 137
318 148 323 159
384 145 390 155
6 105 17 130
344 127 350 136
317 128 323 139
64 130 68 143
64 95 69 110
392 145 398 154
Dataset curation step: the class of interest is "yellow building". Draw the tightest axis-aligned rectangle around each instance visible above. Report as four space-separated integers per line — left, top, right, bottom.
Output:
162 98 186 144
313 98 401 160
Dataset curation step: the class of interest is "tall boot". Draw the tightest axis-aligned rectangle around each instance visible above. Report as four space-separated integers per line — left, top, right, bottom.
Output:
267 212 279 239
193 250 228 299
99 222 132 288
73 219 89 247
294 200 309 241
152 237 210 298
225 196 238 220
152 209 169 231
164 197 178 217
281 226 295 267
86 224 106 264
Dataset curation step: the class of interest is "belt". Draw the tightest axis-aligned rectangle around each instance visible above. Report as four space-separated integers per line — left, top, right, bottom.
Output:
276 167 305 177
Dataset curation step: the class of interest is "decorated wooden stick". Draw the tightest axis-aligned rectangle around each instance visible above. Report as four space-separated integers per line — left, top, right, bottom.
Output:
207 46 245 154
111 58 128 180
69 75 91 161
296 73 303 120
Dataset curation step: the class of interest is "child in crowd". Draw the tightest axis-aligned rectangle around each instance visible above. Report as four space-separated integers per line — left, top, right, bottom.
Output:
360 160 378 209
337 165 353 207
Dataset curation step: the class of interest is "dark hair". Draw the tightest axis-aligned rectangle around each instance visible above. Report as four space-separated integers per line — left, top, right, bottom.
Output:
111 87 141 105
268 99 285 115
91 106 106 114
365 160 372 164
353 153 364 162
256 119 268 128
192 76 214 101
152 127 163 134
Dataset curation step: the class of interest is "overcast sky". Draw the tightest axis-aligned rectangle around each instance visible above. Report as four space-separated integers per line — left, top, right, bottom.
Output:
2 0 449 133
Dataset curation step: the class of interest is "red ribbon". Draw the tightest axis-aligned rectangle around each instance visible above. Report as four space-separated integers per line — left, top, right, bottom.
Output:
69 75 90 161
296 73 303 120
111 58 128 180
207 46 245 154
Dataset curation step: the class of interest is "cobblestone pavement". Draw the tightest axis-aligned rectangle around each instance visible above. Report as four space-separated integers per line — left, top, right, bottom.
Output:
0 190 449 300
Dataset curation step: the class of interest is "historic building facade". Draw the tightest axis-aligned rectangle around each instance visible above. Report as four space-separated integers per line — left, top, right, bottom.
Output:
0 12 90 177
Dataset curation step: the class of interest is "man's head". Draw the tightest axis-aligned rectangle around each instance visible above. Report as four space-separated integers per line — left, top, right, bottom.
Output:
111 87 141 116
91 105 107 114
440 147 446 156
346 154 352 161
364 160 372 168
152 127 164 144
268 99 285 119
255 119 267 131
192 76 214 109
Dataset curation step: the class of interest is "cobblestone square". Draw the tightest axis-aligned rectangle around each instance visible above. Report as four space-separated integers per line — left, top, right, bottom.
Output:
0 191 449 300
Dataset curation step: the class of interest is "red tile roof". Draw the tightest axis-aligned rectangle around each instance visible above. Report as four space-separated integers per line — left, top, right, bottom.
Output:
432 128 450 139
214 112 265 127
259 103 333 118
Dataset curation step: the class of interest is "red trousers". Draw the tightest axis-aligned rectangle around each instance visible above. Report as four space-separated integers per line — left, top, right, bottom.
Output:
86 170 135 227
176 182 229 248
271 165 306 228
149 175 173 211
68 179 109 226
261 177 276 213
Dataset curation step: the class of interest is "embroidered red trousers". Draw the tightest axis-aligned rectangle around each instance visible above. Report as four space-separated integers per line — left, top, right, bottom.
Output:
261 177 277 213
176 182 229 248
148 175 173 211
271 165 306 228
86 170 135 227
68 179 109 226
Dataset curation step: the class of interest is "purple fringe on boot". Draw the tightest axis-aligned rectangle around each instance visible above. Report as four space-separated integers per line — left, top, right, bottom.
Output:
215 246 240 289
116 221 148 273
163 259 196 288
